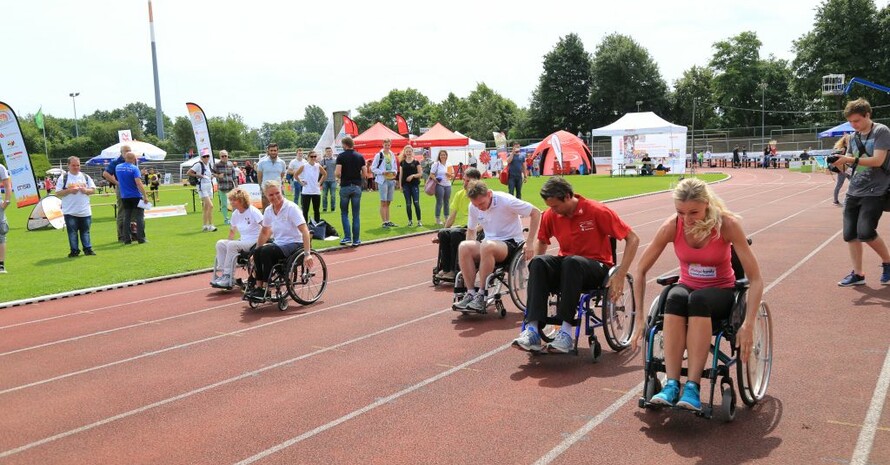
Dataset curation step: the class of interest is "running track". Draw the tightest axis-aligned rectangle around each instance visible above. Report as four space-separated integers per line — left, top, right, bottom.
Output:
1 169 888 465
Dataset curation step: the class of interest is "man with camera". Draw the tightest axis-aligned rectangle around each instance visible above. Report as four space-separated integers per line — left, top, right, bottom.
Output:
830 98 890 286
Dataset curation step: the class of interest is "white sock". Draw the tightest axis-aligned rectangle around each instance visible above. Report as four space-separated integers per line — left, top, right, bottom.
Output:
560 321 574 334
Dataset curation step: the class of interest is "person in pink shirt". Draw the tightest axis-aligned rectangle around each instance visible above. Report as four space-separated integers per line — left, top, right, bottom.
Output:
630 178 763 412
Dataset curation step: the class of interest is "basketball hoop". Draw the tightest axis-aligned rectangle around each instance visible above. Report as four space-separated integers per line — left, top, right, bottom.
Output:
822 74 845 96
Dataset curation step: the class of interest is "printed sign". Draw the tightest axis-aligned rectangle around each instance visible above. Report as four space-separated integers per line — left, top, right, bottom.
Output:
0 102 40 207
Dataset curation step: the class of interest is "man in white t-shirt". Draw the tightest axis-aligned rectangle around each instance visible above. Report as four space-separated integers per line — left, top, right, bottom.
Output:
287 149 306 204
187 153 217 232
0 163 10 272
453 182 541 312
56 156 97 257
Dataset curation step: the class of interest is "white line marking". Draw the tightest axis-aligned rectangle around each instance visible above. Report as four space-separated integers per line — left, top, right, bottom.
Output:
0 281 429 395
531 228 843 465
851 347 890 465
0 308 453 459
324 242 432 266
233 344 511 465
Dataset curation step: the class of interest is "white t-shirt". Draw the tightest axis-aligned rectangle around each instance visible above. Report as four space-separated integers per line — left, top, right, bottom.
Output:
262 199 306 245
55 172 96 217
430 161 451 186
257 157 287 186
467 191 534 242
300 163 322 195
191 161 213 188
288 158 305 180
231 205 263 244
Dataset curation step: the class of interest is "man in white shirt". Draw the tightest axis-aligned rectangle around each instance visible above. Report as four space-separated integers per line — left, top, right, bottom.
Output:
467 152 478 169
256 142 287 209
287 149 306 204
187 153 217 232
371 139 399 228
56 156 97 257
453 182 541 312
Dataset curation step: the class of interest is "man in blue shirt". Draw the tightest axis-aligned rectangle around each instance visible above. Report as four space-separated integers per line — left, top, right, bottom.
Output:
101 144 130 242
505 142 528 199
115 152 148 244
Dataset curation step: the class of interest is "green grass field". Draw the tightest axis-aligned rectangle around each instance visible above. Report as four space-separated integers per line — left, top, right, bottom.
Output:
0 173 726 302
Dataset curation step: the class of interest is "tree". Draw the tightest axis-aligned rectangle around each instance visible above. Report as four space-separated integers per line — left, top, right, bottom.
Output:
671 66 717 130
792 0 884 108
709 31 765 128
528 33 593 136
459 83 519 142
295 132 321 149
207 114 249 151
270 127 298 149
433 93 466 132
302 105 327 134
171 116 195 154
589 33 670 128
354 88 437 135
760 56 806 127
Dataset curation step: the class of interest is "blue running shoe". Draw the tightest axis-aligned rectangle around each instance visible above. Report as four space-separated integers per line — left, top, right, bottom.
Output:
838 270 866 287
677 381 702 411
339 238 351 246
649 379 680 406
881 263 890 285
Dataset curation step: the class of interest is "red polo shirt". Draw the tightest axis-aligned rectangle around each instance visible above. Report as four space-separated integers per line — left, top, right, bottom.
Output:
537 195 631 267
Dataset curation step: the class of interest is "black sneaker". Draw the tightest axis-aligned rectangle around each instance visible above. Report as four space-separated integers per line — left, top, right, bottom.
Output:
68 250 80 258
0 263 7 273
84 248 96 256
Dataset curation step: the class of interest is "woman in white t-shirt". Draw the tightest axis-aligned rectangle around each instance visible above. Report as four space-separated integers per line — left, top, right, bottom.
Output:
212 188 263 289
55 156 97 257
245 181 314 301
428 150 453 225
187 154 217 232
295 150 327 223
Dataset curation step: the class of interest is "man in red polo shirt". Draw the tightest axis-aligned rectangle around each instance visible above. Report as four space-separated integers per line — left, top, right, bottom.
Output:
512 176 640 353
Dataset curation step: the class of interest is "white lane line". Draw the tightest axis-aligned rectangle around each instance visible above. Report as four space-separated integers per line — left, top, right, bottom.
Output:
0 288 208 331
0 281 429 395
0 308 453 460
851 347 890 465
531 228 843 465
233 343 512 465
324 242 433 266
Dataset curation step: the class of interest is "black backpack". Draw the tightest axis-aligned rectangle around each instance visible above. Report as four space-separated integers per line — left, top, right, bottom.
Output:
189 161 205 186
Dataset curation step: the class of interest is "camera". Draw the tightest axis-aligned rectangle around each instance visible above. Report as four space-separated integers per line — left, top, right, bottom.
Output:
827 155 840 164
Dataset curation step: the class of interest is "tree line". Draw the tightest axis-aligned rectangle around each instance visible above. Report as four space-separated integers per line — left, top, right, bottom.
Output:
11 0 887 163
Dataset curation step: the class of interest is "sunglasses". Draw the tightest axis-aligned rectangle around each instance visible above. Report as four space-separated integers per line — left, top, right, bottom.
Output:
201 155 210 158
309 155 317 158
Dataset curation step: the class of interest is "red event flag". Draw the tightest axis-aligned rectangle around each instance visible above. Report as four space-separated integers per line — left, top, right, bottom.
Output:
395 114 409 136
342 115 359 136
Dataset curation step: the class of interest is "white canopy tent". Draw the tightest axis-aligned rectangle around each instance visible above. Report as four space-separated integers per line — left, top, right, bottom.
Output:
591 112 687 174
428 131 485 167
99 140 167 161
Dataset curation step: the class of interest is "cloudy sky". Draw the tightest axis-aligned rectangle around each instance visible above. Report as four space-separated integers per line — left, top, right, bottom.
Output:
6 0 885 128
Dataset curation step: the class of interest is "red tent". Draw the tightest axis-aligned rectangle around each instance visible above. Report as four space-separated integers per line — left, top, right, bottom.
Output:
411 123 469 148
353 122 410 160
532 130 594 175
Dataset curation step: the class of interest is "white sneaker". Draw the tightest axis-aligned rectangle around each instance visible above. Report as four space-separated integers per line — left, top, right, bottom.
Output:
202 225 209 232
453 292 475 310
208 225 218 232
218 274 233 288
512 328 543 352
467 293 487 312
547 330 574 354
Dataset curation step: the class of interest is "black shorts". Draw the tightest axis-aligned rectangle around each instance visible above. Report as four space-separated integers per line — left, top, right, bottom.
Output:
499 239 521 266
664 284 735 319
843 195 885 242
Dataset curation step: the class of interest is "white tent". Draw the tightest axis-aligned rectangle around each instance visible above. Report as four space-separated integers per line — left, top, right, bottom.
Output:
591 112 687 174
428 131 486 167
98 140 167 162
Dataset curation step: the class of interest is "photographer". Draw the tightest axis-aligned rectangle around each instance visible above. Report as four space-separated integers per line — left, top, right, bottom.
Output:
830 99 890 286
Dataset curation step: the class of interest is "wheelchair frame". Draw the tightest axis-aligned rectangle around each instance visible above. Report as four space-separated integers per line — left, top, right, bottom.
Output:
638 239 773 421
452 240 528 318
244 248 329 311
211 247 255 291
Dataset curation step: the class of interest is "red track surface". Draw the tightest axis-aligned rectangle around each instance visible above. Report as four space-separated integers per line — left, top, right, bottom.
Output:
2 168 889 465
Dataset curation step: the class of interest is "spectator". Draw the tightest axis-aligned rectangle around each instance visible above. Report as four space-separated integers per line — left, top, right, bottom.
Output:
256 143 287 209
0 161 12 273
429 150 453 226
243 160 256 183
532 156 541 177
335 136 368 246
287 149 306 204
732 145 740 168
56 156 97 257
187 153 217 232
505 142 528 199
295 150 326 223
213 150 237 225
829 135 851 206
211 188 263 289
147 168 160 201
102 144 131 243
433 167 482 280
371 138 399 228
115 152 148 244
467 151 478 169
399 145 422 227
420 150 433 180
321 147 338 212
640 154 653 176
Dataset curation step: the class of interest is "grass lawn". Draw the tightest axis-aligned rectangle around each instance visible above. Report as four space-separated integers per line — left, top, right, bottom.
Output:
0 173 726 302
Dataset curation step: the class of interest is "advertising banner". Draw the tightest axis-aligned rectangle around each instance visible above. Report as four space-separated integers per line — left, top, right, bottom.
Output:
610 132 687 175
186 102 214 167
118 130 132 143
0 102 40 207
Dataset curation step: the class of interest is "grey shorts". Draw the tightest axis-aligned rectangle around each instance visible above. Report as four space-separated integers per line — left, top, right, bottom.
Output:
379 179 396 202
0 218 8 244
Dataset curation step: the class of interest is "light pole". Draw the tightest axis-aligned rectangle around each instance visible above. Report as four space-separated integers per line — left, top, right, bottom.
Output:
759 82 768 152
636 100 642 112
69 92 80 137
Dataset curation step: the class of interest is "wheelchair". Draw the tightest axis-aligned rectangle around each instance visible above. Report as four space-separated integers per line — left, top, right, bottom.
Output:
243 247 329 311
638 239 773 421
452 239 529 317
211 245 256 291
520 239 636 361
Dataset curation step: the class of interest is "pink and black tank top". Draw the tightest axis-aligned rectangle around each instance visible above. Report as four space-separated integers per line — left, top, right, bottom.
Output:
674 218 736 290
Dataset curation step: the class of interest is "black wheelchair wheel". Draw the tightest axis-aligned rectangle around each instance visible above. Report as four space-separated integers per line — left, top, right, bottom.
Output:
643 374 662 405
286 251 328 305
738 302 773 406
720 382 737 422
507 249 529 312
602 273 636 352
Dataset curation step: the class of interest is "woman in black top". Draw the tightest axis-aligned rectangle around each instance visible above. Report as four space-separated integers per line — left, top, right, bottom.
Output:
399 146 423 227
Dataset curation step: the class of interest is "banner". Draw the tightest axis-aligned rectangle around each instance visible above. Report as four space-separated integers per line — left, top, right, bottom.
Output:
0 102 40 207
118 130 132 143
145 204 188 219
342 115 359 137
610 132 686 175
27 195 63 230
396 114 409 136
239 183 263 209
186 102 214 168
492 132 507 149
